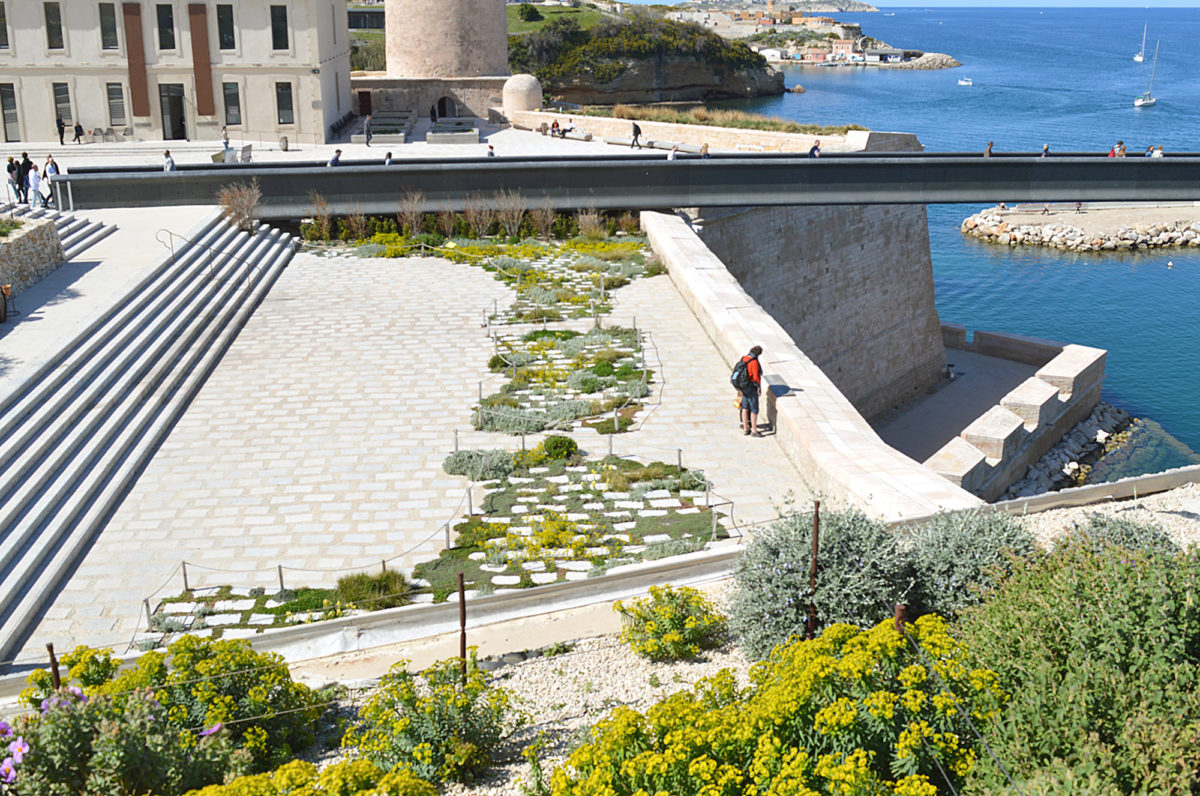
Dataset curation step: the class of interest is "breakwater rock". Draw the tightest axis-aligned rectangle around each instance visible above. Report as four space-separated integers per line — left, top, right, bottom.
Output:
962 210 1200 252
880 52 960 70
1004 403 1131 499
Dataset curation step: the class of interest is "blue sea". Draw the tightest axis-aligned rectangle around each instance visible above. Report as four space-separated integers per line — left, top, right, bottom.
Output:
733 6 1200 476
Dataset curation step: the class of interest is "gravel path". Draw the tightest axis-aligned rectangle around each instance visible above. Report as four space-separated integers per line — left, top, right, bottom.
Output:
1019 480 1200 550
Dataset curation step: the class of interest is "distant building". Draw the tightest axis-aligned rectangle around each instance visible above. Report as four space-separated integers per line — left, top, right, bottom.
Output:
865 48 903 63
0 0 352 144
831 38 856 59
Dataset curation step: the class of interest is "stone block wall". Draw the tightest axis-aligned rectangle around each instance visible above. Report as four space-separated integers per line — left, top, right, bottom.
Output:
0 218 66 293
642 210 982 521
925 325 1107 501
690 204 946 421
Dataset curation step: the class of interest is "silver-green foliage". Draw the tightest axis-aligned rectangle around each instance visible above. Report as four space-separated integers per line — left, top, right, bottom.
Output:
477 406 548 434
1057 512 1179 556
443 449 516 481
907 510 1035 619
730 508 912 660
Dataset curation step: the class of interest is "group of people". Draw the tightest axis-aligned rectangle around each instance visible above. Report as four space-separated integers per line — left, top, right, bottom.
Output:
549 118 577 138
5 153 59 208
55 116 86 146
984 140 1166 158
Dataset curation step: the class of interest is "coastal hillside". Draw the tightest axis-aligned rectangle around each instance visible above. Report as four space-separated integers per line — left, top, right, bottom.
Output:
508 17 785 104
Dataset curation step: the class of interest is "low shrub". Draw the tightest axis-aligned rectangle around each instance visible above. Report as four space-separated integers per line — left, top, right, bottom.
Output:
443 449 517 481
345 654 524 784
336 569 412 610
551 615 1003 795
959 540 1200 793
10 687 247 796
540 434 578 460
730 507 913 660
0 218 23 238
19 637 325 771
906 510 1035 619
182 758 437 796
614 584 726 661
1056 512 1179 556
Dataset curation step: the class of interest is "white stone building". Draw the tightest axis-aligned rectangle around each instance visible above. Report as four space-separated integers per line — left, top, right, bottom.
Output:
0 0 352 145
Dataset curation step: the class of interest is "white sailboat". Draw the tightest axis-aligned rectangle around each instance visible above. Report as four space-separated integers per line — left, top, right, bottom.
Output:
1134 40 1159 107
1133 22 1146 63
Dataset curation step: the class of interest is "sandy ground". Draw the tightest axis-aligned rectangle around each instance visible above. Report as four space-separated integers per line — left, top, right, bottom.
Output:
985 202 1200 236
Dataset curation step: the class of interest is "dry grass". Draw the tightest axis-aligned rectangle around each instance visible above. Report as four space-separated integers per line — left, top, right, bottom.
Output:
587 104 867 136
531 201 556 239
308 190 332 241
344 205 370 240
464 193 499 238
496 189 527 238
395 190 424 237
435 209 456 238
577 208 606 240
216 178 262 233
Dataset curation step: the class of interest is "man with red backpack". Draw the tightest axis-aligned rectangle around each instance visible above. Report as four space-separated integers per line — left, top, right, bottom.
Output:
731 345 763 437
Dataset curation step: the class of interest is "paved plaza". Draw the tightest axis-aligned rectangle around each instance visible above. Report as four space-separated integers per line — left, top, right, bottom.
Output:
16 248 807 661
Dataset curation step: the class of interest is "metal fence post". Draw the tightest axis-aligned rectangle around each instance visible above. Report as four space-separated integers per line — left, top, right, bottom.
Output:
181 561 189 592
277 564 285 594
806 500 820 640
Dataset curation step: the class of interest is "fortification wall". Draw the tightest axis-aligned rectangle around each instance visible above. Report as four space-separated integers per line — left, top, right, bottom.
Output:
385 0 508 78
0 218 65 293
641 210 982 521
691 204 946 421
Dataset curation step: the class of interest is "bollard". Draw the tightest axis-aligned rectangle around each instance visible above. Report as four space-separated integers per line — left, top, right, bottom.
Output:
467 487 473 516
521 432 526 451
454 428 459 453
181 560 189 592
894 603 907 634
710 505 718 540
608 432 613 457
144 599 154 630
806 500 820 640
458 573 468 687
677 448 682 472
444 522 451 549
277 564 285 594
612 406 619 434
381 559 388 574
46 644 61 690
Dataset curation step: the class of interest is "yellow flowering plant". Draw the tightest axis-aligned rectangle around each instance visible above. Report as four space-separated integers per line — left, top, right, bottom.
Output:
614 585 727 662
182 758 437 796
551 615 1005 795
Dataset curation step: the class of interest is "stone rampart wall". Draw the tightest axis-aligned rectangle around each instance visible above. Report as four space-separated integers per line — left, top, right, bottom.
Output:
927 325 1106 501
691 204 946 421
641 210 982 521
0 218 65 293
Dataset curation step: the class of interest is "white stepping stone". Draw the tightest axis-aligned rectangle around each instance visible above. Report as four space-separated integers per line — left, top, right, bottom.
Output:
480 564 508 573
615 500 644 510
505 550 523 560
445 590 480 602
469 552 486 560
247 615 276 626
566 466 589 473
559 560 592 571
677 507 701 514
566 512 590 521
212 599 256 611
605 511 632 519
492 575 522 586
527 514 544 522
205 613 244 625
643 533 672 544
531 572 559 584
603 491 630 499
680 490 706 498
643 489 672 499
529 467 550 474
581 473 601 481
411 593 435 604
517 496 541 503
517 487 545 494
511 526 534 535
639 509 668 517
511 504 528 513
186 629 213 639
264 599 286 609
222 628 260 639
583 502 605 510
650 498 681 508
564 571 591 581
521 561 547 571
561 484 584 492
585 546 609 556
604 533 631 542
537 504 561 511
613 521 637 531
510 477 536 484
547 475 570 484
623 545 647 554
482 516 511 524
550 495 570 502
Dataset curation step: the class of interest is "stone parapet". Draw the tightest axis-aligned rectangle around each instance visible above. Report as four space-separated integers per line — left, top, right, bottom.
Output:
928 327 1107 501
0 218 65 294
642 210 982 521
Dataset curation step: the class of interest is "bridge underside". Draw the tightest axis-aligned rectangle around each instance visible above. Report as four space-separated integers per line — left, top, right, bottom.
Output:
52 155 1200 220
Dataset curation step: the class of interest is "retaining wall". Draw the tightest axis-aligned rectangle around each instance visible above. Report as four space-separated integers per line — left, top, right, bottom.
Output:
0 218 65 293
927 325 1106 501
641 210 981 520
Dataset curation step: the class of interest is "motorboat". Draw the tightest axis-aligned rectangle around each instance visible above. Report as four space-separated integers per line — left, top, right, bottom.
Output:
957 77 973 86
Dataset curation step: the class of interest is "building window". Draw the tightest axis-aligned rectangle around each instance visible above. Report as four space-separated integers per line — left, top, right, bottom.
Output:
270 5 288 51
156 3 175 50
216 4 235 50
107 83 126 127
99 3 119 50
0 3 9 50
223 82 241 125
52 82 72 125
44 2 64 49
1 84 18 142
275 82 293 125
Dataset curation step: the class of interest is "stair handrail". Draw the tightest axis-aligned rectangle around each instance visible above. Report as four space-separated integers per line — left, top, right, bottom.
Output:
156 225 276 284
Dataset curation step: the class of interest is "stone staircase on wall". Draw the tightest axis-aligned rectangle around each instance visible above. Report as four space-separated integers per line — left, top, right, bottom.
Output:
1 204 116 261
0 215 297 663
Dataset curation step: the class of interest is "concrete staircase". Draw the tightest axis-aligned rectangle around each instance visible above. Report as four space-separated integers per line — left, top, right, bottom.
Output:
0 205 116 260
0 213 296 663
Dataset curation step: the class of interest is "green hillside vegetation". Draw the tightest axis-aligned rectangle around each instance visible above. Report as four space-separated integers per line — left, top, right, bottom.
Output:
509 16 765 85
583 104 867 136
507 3 610 34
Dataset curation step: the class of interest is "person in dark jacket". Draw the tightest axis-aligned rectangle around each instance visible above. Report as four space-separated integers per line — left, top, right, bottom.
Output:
17 153 33 203
56 116 66 146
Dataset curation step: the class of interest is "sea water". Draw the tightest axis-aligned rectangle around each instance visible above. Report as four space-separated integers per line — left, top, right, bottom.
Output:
733 7 1200 478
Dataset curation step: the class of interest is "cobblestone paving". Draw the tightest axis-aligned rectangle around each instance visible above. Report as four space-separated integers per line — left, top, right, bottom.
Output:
18 253 809 661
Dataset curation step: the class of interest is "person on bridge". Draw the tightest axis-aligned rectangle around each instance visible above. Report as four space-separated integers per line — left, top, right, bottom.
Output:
384 151 393 165
163 150 176 171
1041 144 1049 157
630 122 642 149
364 114 372 147
809 139 821 158
983 141 993 158
667 146 678 161
328 149 342 167
73 122 84 144
736 345 764 437
1152 145 1165 158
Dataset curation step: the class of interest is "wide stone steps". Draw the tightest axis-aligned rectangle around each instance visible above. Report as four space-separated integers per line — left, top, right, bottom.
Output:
0 214 296 662
0 205 116 261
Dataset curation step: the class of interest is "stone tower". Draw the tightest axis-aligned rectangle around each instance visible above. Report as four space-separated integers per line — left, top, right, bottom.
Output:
385 0 510 78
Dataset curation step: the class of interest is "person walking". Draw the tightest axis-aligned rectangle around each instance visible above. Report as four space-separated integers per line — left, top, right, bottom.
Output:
1116 140 1127 157
734 345 764 437
327 149 342 167
383 151 393 165
983 141 993 157
17 153 32 203
56 116 66 146
667 145 678 161
630 122 642 149
5 157 18 204
487 145 495 157
363 113 372 147
163 150 176 171
73 122 84 144
26 164 43 209
809 139 821 158
1041 143 1049 157
1152 145 1165 158
43 155 58 206
700 143 711 159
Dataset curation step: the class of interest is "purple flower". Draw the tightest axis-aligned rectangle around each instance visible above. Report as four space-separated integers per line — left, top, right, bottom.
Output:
0 721 10 738
66 686 88 703
0 757 14 784
7 739 27 765
198 722 223 737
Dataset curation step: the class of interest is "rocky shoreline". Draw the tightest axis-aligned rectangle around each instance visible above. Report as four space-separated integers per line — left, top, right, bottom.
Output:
878 52 961 70
1004 402 1132 499
962 210 1200 252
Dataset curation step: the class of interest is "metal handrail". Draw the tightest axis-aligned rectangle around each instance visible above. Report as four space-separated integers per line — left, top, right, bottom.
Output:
155 225 270 283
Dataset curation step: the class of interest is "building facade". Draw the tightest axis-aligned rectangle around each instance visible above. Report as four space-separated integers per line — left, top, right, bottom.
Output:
0 1 351 145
